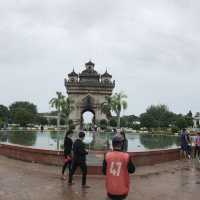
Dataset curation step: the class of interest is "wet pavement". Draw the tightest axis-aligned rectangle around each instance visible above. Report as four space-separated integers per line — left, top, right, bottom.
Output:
0 155 200 200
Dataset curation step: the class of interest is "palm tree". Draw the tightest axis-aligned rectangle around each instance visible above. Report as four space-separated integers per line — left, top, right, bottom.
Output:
49 92 74 129
112 92 128 128
101 96 113 121
49 92 65 129
61 96 74 127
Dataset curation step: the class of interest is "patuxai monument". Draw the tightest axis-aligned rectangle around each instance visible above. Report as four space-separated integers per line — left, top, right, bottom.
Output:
65 61 115 129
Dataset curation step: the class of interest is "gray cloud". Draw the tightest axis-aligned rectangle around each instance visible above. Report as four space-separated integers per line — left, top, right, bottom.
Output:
0 0 200 115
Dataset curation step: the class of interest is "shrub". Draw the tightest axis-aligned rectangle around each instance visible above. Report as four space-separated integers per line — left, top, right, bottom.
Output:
100 119 108 130
171 126 179 134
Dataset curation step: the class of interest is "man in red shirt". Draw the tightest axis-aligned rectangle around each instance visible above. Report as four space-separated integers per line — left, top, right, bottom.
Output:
102 136 135 200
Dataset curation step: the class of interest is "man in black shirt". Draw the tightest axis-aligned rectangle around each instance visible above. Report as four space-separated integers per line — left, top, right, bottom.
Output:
61 130 73 180
68 131 90 188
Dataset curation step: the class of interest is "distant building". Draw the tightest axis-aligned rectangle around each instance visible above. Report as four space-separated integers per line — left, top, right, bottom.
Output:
193 112 200 128
133 121 141 125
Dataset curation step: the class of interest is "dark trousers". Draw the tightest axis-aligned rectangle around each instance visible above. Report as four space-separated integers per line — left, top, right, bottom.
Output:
62 160 72 175
187 145 192 156
107 194 127 200
194 146 200 158
68 160 87 185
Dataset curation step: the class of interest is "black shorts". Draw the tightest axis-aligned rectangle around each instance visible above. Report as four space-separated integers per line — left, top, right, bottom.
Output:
107 193 127 200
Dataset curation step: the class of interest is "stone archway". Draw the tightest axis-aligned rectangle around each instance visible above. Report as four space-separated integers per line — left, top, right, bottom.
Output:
80 95 96 129
81 109 95 130
65 61 115 130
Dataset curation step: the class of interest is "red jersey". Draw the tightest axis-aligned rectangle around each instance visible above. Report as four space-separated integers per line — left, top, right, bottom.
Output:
105 151 130 196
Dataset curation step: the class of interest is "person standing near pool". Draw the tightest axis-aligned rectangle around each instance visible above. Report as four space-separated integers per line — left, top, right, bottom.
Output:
194 132 200 160
68 131 90 188
180 128 191 159
61 130 73 180
120 130 128 152
102 136 135 200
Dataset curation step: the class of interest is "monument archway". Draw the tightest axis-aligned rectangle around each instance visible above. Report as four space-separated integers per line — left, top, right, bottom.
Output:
65 61 115 130
81 110 95 130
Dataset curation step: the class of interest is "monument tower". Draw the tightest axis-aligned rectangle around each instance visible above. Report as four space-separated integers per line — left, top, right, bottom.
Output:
65 61 115 129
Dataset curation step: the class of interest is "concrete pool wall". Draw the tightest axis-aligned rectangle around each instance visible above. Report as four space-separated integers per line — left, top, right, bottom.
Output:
0 143 181 175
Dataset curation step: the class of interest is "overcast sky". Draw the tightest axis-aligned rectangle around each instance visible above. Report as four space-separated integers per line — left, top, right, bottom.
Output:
0 0 200 116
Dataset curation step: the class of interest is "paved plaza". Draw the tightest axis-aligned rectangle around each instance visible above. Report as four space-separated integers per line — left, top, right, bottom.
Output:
0 155 200 200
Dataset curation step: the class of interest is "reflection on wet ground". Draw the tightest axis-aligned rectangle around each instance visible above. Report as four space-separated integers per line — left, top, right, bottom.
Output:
0 155 200 200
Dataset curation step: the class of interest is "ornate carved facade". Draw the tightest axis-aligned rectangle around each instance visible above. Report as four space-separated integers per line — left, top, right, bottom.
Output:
65 61 115 129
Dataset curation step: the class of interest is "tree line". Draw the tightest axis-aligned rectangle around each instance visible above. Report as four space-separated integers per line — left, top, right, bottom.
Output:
0 92 74 129
103 105 193 132
0 101 69 128
100 93 193 132
139 105 193 131
0 92 194 132
0 102 38 128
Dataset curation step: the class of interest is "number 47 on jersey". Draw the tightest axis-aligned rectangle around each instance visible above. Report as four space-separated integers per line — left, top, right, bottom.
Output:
109 161 122 176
